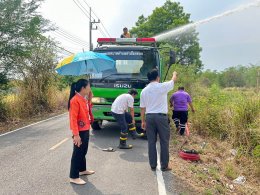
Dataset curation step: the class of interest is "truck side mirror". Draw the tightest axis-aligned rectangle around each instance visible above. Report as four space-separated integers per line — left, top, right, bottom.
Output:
169 50 176 65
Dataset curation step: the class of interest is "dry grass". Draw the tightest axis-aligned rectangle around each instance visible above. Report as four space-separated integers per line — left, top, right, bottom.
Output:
2 88 69 121
169 130 260 195
168 86 260 194
0 87 69 133
189 87 260 159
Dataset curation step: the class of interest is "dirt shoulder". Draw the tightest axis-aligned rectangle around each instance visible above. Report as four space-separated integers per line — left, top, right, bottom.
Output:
169 131 260 195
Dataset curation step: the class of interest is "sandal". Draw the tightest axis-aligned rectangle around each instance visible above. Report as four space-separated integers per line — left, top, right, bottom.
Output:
79 170 95 176
70 178 86 185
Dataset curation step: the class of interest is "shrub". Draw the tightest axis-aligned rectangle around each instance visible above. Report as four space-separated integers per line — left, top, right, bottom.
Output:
2 86 68 121
253 145 260 158
190 86 260 152
0 94 7 121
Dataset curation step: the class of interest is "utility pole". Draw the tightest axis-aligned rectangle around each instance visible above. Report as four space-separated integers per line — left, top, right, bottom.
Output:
89 7 100 51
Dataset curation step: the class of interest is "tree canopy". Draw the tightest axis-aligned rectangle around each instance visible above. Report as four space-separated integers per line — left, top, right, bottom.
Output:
131 0 203 71
0 0 52 73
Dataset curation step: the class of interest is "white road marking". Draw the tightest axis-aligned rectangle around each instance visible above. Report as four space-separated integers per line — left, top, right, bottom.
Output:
156 148 167 195
0 113 67 137
49 138 69 150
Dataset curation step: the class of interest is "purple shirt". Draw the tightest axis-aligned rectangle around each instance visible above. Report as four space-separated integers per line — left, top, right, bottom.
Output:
170 90 192 111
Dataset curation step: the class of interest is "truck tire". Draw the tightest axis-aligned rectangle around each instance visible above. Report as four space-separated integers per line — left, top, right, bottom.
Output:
91 121 102 130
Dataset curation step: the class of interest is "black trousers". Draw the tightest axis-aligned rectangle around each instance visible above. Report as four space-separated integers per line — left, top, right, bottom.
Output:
70 130 89 179
172 111 188 135
112 112 132 134
146 113 170 169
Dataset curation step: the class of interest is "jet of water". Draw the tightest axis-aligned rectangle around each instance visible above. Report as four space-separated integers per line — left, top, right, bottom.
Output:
154 0 260 41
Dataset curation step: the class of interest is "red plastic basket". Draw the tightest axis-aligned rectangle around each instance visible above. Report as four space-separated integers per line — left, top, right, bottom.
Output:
179 150 200 161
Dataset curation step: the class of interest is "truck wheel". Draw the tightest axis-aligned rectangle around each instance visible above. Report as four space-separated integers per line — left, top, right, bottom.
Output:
91 121 102 130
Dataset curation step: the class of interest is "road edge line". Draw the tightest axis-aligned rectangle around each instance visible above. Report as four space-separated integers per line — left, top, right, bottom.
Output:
0 113 67 137
49 138 69 150
156 148 167 195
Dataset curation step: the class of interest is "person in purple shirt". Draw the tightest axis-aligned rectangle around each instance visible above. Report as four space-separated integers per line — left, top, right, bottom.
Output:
169 87 195 135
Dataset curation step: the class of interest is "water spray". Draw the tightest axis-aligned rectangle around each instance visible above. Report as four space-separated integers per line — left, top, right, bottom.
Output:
154 0 260 41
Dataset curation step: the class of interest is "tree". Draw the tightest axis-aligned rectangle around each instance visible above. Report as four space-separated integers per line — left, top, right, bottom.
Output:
55 75 84 90
199 70 219 87
0 71 9 90
219 66 246 88
131 0 203 71
245 65 260 88
13 36 59 115
0 0 52 74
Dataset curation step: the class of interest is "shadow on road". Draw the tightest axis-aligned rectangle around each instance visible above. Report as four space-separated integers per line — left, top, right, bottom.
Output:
71 181 104 195
90 122 198 194
90 121 148 163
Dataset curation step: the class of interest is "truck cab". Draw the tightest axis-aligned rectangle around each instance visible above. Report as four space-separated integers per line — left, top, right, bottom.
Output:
90 38 161 130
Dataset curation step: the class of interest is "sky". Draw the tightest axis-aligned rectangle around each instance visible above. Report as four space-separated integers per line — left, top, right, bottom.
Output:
40 0 260 71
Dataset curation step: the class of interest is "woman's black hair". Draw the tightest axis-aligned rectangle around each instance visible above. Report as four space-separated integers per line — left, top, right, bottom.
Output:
68 79 89 110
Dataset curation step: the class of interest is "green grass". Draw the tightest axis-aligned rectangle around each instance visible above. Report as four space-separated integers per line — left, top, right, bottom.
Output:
215 184 226 194
208 167 220 181
196 171 208 181
203 189 213 195
189 165 198 173
224 163 238 180
180 193 189 195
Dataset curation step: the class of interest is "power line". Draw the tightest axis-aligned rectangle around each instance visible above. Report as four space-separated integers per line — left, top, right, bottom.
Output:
53 32 88 49
53 31 89 48
75 0 111 37
55 30 89 47
58 28 89 45
76 0 91 16
72 0 90 19
50 31 87 53
73 0 109 49
98 23 111 37
82 0 111 37
61 45 83 53
94 24 106 37
61 44 83 51
54 45 74 54
81 1 100 20
55 30 88 45
96 23 107 37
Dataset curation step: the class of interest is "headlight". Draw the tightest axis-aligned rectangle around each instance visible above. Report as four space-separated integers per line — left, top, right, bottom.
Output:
92 97 106 103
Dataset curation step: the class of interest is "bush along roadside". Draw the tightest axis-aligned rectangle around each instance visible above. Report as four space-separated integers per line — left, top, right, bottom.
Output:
167 65 260 194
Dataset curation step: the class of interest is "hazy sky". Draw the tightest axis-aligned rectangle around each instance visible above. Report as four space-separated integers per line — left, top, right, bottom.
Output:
40 0 260 71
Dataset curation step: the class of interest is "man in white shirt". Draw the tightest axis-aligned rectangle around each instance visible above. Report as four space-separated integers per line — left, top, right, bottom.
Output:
140 69 177 171
111 89 144 149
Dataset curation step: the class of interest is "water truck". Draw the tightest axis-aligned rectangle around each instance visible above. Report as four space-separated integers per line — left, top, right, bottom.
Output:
90 37 175 130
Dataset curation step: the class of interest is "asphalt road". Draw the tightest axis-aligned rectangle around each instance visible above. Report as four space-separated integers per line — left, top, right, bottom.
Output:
0 114 178 195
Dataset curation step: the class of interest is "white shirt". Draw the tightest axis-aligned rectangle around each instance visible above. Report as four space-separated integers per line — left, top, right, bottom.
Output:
111 94 134 114
140 80 174 114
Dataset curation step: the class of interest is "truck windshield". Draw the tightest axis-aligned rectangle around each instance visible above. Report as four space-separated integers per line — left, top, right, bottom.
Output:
91 50 159 80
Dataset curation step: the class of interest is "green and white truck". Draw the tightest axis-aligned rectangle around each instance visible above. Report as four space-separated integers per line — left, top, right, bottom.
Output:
90 37 174 130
